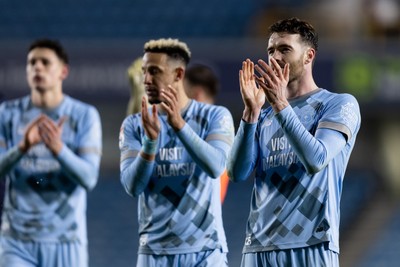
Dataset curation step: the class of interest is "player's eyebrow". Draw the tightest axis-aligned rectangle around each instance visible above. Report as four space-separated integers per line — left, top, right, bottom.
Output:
267 44 292 53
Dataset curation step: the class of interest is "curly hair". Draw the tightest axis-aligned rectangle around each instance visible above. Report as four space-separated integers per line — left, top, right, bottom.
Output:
144 38 191 65
268 17 318 51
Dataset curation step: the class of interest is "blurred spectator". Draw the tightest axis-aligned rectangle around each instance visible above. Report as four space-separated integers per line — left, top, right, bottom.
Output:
184 63 230 203
126 57 146 115
364 0 400 39
184 64 219 105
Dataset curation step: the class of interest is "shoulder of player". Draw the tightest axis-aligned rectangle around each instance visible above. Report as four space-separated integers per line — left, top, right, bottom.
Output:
121 112 142 129
0 95 29 108
64 95 95 109
191 99 231 115
63 95 100 118
326 92 360 111
306 90 360 115
317 89 359 104
0 96 31 121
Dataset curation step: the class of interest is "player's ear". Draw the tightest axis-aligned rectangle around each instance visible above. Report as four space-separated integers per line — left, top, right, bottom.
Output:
175 67 184 81
304 48 315 65
61 64 69 80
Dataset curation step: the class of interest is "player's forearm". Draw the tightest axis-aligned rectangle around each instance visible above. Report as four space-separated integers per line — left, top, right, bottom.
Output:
120 155 154 197
57 144 101 191
0 146 24 178
275 106 346 174
227 120 257 182
176 123 228 178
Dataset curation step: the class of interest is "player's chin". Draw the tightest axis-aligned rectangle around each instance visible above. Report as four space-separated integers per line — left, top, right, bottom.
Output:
148 98 161 105
33 85 48 93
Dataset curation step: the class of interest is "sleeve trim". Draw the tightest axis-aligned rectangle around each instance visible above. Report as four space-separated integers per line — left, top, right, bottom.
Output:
318 121 352 141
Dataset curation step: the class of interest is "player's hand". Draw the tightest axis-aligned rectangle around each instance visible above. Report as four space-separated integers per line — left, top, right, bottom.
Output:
239 59 265 123
254 58 290 112
38 115 66 155
141 96 160 140
18 115 45 153
160 85 185 131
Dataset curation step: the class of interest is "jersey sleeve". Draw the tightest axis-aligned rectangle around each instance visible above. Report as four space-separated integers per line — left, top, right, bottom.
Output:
227 119 259 182
318 93 361 141
0 102 10 152
176 105 234 178
119 115 155 197
205 106 235 149
274 93 360 174
56 106 102 191
0 102 24 178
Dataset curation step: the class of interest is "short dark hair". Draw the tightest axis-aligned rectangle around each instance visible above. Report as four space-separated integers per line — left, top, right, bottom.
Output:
144 38 191 66
268 17 318 51
28 39 69 64
185 64 219 98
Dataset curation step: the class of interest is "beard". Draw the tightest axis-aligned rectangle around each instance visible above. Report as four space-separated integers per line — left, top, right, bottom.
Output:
146 88 162 105
288 59 305 83
148 98 162 105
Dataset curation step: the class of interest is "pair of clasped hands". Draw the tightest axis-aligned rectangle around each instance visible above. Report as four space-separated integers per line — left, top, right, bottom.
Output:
239 58 290 122
19 114 66 155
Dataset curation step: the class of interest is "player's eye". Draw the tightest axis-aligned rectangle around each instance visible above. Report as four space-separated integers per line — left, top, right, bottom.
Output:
149 68 160 75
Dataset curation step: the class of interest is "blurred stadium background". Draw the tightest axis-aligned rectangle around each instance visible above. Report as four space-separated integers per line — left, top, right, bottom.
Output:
1 0 400 266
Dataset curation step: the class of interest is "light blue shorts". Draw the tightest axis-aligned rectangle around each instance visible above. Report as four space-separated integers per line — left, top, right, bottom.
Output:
0 236 88 267
137 249 228 267
240 242 339 267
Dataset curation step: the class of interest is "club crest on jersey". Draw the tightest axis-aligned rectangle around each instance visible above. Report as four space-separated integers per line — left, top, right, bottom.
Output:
262 113 274 127
262 119 273 127
298 106 316 124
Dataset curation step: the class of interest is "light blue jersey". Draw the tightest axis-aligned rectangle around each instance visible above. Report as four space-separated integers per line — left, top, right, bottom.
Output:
240 242 338 267
0 95 102 244
120 100 234 255
228 89 361 254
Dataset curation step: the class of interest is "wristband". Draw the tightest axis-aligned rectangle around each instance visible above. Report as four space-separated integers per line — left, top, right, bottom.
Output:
142 135 158 155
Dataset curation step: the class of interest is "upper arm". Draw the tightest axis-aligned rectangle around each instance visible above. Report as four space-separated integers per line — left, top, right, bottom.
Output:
205 107 235 154
318 94 361 142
